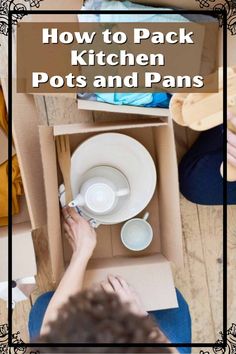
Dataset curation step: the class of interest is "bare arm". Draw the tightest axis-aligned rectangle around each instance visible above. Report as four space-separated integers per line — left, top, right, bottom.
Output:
227 112 236 167
41 206 97 334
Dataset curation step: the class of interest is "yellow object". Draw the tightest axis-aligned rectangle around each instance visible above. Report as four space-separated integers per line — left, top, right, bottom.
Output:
0 87 24 226
0 155 24 226
0 87 8 134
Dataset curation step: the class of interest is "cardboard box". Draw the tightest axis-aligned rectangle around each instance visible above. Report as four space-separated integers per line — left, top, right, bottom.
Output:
39 109 183 311
9 0 233 309
0 81 45 282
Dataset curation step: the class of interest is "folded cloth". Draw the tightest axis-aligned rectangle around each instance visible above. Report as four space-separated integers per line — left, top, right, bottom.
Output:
79 0 189 23
78 0 180 108
96 92 153 106
96 92 171 108
0 87 24 226
145 93 172 108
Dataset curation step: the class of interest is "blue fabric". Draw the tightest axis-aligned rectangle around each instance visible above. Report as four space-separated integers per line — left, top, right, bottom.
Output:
179 125 236 205
149 289 191 354
79 0 182 109
28 291 54 340
145 93 172 108
28 289 191 351
96 92 171 108
96 93 153 106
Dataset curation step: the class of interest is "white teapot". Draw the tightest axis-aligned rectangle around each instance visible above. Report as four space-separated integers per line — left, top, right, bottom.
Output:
69 177 130 216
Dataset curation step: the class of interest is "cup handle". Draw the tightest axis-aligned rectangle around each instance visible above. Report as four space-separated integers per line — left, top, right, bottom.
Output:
143 212 149 221
69 194 85 208
116 188 130 197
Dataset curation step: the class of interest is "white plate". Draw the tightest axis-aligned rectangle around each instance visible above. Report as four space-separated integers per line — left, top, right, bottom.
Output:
71 133 157 224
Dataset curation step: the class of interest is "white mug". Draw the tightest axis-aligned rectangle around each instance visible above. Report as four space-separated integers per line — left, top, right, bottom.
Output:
121 212 153 251
69 177 129 215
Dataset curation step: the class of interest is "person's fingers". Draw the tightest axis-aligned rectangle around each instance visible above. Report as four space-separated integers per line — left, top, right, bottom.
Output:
62 206 69 219
227 129 236 148
63 222 73 237
115 275 130 291
100 280 114 294
227 152 236 168
62 207 77 227
227 142 236 159
108 275 126 294
67 206 83 222
62 207 74 222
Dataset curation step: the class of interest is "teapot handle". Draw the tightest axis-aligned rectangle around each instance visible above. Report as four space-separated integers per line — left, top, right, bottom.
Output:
116 188 130 197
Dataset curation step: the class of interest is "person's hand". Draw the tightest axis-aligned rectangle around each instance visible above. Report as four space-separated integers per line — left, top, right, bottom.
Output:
62 206 97 261
100 275 148 317
227 112 236 168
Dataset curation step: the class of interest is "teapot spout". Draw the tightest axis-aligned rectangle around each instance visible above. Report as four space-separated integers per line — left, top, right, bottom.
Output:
69 194 85 208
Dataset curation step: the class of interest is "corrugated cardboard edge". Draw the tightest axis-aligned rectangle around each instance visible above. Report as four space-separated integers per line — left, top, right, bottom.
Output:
84 254 178 311
0 222 37 281
38 125 65 282
53 120 168 136
78 99 170 118
12 85 47 229
154 120 183 267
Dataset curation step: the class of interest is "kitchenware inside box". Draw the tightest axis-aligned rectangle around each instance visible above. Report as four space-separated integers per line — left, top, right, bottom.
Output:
58 126 162 265
70 133 157 225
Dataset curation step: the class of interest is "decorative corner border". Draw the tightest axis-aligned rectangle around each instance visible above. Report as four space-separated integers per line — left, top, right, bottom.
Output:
0 0 43 36
199 323 236 354
195 0 236 35
0 323 39 354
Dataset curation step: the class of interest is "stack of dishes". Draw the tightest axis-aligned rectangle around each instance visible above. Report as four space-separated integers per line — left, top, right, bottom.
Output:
70 133 157 225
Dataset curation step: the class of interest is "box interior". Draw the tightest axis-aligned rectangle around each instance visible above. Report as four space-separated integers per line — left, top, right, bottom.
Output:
39 110 183 310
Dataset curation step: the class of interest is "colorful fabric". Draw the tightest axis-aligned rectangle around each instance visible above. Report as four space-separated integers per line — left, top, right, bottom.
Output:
0 87 23 226
95 92 171 108
0 87 8 134
79 0 179 109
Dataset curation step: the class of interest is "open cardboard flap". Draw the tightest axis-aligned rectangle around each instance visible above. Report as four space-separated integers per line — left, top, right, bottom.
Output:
77 99 170 118
84 254 178 311
0 222 37 282
39 114 183 311
12 86 47 230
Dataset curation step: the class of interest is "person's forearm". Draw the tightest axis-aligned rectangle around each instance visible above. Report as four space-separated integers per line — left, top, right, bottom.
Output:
41 253 89 334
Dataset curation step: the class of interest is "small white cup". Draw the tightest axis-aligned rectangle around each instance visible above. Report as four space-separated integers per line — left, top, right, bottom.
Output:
121 212 153 251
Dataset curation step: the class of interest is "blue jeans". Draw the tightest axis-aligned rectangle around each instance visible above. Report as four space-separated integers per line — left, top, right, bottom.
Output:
179 125 236 205
28 288 191 353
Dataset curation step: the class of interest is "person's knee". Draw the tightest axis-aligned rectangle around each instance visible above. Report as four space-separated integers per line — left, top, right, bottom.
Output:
175 289 189 313
179 156 203 204
32 291 54 310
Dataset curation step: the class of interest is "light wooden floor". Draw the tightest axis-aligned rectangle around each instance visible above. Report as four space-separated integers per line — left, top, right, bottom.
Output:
0 95 235 350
